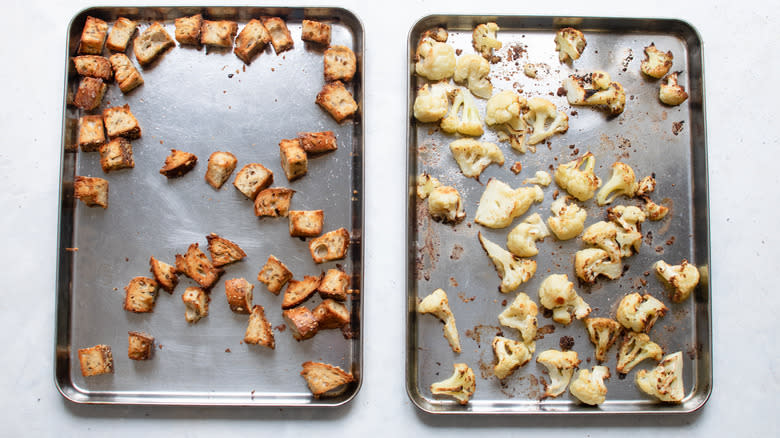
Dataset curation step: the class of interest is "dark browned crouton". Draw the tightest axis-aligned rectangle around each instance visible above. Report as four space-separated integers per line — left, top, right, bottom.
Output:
298 131 337 154
313 299 350 329
149 256 178 293
257 255 293 295
123 276 159 313
254 187 295 217
103 104 141 139
224 278 254 314
127 331 154 360
282 275 322 309
74 176 108 208
99 137 134 173
206 233 246 267
159 149 198 178
78 344 113 376
318 268 350 300
175 243 223 289
73 77 107 110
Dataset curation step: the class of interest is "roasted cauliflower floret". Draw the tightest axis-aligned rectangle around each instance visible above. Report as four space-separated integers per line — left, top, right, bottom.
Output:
417 288 461 353
454 54 492 99
554 27 586 63
441 88 484 136
416 173 441 199
574 248 623 283
486 90 528 153
449 139 504 178
523 63 538 78
607 205 646 257
597 162 638 205
428 186 466 224
636 175 657 197
523 97 569 146
507 213 550 257
654 259 700 303
563 71 626 115
472 22 502 59
641 44 673 79
538 274 591 325
635 351 684 403
659 72 689 106
617 332 663 374
475 179 544 229
536 349 580 398
547 197 587 240
431 363 476 405
570 366 610 405
522 170 552 187
616 293 668 333
554 153 601 202
420 27 448 43
415 37 456 80
497 292 538 344
479 232 537 293
492 336 534 379
643 197 669 221
582 221 621 262
584 317 622 363
413 82 452 123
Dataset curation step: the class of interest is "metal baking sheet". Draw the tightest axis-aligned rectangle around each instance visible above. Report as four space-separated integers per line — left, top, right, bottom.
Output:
55 6 363 406
406 15 710 414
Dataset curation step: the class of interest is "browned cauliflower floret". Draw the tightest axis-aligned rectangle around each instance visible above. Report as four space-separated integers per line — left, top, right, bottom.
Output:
635 351 684 403
478 232 536 293
654 259 700 303
569 366 610 405
428 186 466 224
554 153 601 202
472 22 502 59
554 27 586 62
522 170 552 187
607 205 646 257
584 317 622 363
574 248 623 283
597 162 638 205
617 332 663 374
449 139 504 178
498 292 538 344
416 173 440 199
538 274 591 325
430 363 476 405
635 175 657 197
413 82 452 123
415 37 456 80
563 71 626 115
486 90 528 153
417 288 461 353
523 97 568 146
616 292 668 333
641 44 673 79
507 213 550 257
643 197 670 221
547 197 587 240
536 349 580 398
454 54 492 99
492 336 533 379
474 179 544 229
420 27 448 43
659 72 689 106
440 88 484 137
582 221 621 262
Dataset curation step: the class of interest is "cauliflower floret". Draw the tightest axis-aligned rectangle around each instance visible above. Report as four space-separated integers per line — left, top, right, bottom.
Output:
441 88 484 137
547 197 587 240
659 72 689 106
635 175 657 197
538 274 591 325
497 292 538 344
420 27 448 43
641 44 673 79
523 63 538 78
492 336 533 379
454 54 492 99
607 205 646 257
507 213 550 257
478 232 537 293
428 186 466 224
417 288 461 353
654 260 700 303
617 332 663 374
584 317 622 363
616 292 668 333
563 71 626 115
574 248 623 283
635 351 684 403
582 221 621 262
475 179 544 229
596 162 638 205
554 27 586 62
415 37 456 80
472 22 502 59
522 170 552 187
416 173 440 199
449 139 504 178
430 363 476 405
523 97 569 146
569 366 610 405
486 90 529 153
643 197 669 221
536 349 580 398
413 82 452 123
554 153 601 202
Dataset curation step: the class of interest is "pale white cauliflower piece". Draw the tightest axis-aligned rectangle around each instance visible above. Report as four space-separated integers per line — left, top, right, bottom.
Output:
641 44 673 79
428 186 466 224
440 88 484 137
497 292 538 344
416 173 440 199
635 351 684 403
536 349 580 398
449 139 504 178
570 366 610 405
574 248 623 283
486 90 528 152
454 54 492 99
417 288 461 353
597 162 638 205
523 97 569 146
584 317 622 363
415 37 456 80
478 232 537 293
523 63 538 78
654 259 700 303
554 153 601 202
522 170 552 187
659 72 689 106
538 274 591 325
563 71 626 115
547 197 587 240
617 332 663 374
430 363 476 405
492 336 533 379
474 179 544 229
554 27 586 62
616 292 668 333
643 198 669 221
413 82 452 123
582 221 621 262
507 213 550 257
472 22 502 59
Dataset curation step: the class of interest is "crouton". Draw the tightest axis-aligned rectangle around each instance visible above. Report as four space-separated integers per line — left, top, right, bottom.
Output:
99 137 134 173
123 276 158 313
261 17 293 54
103 104 141 139
298 131 337 154
234 19 270 63
289 210 324 237
73 55 113 80
283 307 319 341
201 20 238 47
149 256 178 293
282 275 322 309
318 268 350 300
254 187 295 217
224 278 254 314
77 115 105 152
127 331 154 360
182 287 209 323
175 243 223 289
74 176 108 208
206 233 246 267
78 16 108 55
175 14 202 45
78 344 113 376
300 361 353 396
301 19 331 45
134 22 174 66
257 255 293 295
233 163 273 199
106 17 137 52
313 299 350 329
205 151 237 189
159 149 198 178
244 305 275 348
323 45 357 82
109 53 143 93
279 139 308 181
73 77 107 110
309 228 350 263
316 81 358 123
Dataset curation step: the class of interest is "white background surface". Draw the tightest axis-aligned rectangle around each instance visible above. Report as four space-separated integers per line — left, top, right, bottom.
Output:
1 0 778 435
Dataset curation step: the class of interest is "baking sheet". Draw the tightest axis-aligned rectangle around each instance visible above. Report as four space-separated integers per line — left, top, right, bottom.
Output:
406 15 710 414
55 6 363 406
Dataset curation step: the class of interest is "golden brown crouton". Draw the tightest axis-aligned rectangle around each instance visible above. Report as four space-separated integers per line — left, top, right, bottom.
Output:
289 210 324 237
323 45 357 82
298 131 337 154
77 115 105 152
175 14 202 45
257 255 293 295
234 19 271 64
279 139 307 181
103 104 141 139
282 275 322 309
149 256 178 293
78 16 109 55
201 20 238 47
99 137 134 173
244 305 275 348
262 17 293 54
127 331 154 360
78 344 113 376
301 19 331 45
175 243 223 289
134 22 174 66
123 276 159 313
283 307 319 341
182 287 209 323
206 233 246 267
254 187 295 217
224 278 254 314
106 17 137 52
300 361 354 396
205 151 238 189
73 55 113 80
233 163 273 199
73 77 107 110
318 268 350 300
159 149 198 178
316 81 358 123
313 299 350 329
309 228 350 263
74 176 108 208
109 53 143 93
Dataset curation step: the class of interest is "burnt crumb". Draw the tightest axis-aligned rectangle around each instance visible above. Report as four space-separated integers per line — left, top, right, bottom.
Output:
645 231 653 245
687 347 697 360
570 110 578 116
655 245 664 254
586 357 591 363
450 277 459 287
501 299 508 307
640 278 648 286
644 271 651 277
552 190 559 200
341 326 357 339
274 324 287 332
621 49 633 72
510 162 523 174
535 324 555 340
436 361 441 366
541 308 553 319
457 292 476 303
559 336 575 351
572 148 579 156
548 164 554 171
225 348 231 353
125 257 129 262
672 121 685 135
556 87 567 97
618 373 627 380
228 74 233 78
568 144 575 149
666 236 676 246
158 344 163 350
548 91 555 96
489 55 501 64
455 48 463 56
450 244 464 260
507 44 526 61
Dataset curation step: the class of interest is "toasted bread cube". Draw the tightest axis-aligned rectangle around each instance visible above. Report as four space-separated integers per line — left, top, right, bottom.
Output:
77 115 105 152
323 45 357 82
244 305 275 348
78 16 108 55
316 81 358 123
309 228 350 263
300 361 353 397
175 14 202 45
73 55 113 80
318 268 350 300
257 255 293 295
233 163 273 199
224 278 254 313
201 20 238 47
298 131 337 154
283 307 319 341
74 176 108 208
234 19 271 64
73 77 107 110
159 149 197 178
109 53 143 93
279 139 307 181
262 17 293 54
127 331 154 360
134 22 174 66
301 20 331 45
103 104 141 139
205 151 237 189
182 287 209 323
289 210 324 237
123 276 158 313
254 187 295 217
206 233 246 267
282 275 321 309
313 299 350 329
78 345 113 376
149 256 178 293
175 243 223 289
99 137 134 173
106 17 137 52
